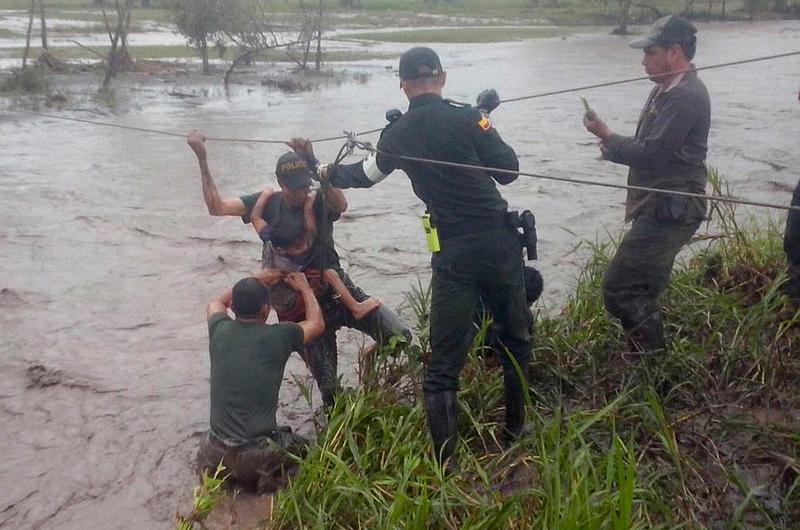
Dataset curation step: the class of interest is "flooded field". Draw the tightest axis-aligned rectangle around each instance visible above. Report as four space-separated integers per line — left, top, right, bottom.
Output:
1 20 799 529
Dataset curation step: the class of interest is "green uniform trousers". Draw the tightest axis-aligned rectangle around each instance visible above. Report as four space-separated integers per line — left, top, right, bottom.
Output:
603 211 701 331
425 227 533 393
197 429 308 494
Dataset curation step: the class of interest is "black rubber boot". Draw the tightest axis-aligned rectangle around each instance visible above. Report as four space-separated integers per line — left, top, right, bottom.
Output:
783 264 800 299
626 311 666 354
423 390 459 474
501 369 529 448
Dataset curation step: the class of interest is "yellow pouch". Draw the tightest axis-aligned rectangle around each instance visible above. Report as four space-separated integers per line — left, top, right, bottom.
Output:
421 212 440 253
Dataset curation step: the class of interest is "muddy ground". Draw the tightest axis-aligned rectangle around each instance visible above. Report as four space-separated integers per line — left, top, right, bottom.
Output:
1 20 799 529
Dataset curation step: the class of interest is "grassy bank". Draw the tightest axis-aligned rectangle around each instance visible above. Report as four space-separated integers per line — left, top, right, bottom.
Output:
252 185 798 529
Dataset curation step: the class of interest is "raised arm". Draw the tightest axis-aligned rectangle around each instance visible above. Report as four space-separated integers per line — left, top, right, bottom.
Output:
187 130 247 217
285 272 324 344
471 109 519 185
207 288 232 320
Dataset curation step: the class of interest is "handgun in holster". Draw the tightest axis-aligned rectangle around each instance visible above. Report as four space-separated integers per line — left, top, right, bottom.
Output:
520 210 538 260
507 210 538 261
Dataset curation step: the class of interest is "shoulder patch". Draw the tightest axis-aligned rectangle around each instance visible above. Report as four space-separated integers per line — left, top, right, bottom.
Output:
477 115 492 132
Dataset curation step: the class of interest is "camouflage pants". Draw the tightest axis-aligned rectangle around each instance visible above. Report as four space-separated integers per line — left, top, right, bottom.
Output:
603 211 701 331
196 429 308 494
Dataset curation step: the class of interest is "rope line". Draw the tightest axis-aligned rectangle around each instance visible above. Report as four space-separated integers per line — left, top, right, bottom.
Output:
3 50 798 144
2 50 798 212
1 109 383 144
358 145 800 213
499 50 800 104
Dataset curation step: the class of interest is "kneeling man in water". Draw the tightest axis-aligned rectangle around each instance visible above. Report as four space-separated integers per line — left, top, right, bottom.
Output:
196 269 323 493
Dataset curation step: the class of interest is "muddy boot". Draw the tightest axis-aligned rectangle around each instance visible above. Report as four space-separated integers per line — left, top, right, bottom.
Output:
423 390 459 474
625 311 666 355
783 264 800 299
501 371 530 448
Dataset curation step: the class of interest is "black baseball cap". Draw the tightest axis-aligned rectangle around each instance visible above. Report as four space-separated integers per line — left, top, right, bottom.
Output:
275 152 312 190
629 15 697 49
398 47 443 81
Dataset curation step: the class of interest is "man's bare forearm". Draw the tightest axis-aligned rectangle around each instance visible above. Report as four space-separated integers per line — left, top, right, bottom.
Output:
322 185 348 214
198 155 224 216
207 288 232 318
250 188 272 233
299 287 324 342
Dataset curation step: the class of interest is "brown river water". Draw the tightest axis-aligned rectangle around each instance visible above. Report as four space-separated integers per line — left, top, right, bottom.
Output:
1 21 798 529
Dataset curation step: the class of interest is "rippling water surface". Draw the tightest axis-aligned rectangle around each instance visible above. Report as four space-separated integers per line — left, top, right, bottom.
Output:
0 20 798 529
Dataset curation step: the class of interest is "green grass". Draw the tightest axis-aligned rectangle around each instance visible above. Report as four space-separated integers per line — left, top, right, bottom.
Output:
253 170 799 529
0 0 89 8
335 26 573 44
176 462 228 530
0 27 20 39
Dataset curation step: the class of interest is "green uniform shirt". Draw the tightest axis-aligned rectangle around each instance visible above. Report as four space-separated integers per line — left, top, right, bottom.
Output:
207 313 304 443
603 68 710 222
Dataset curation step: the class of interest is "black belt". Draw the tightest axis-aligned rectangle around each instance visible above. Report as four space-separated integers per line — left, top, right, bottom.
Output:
437 215 509 241
208 429 280 450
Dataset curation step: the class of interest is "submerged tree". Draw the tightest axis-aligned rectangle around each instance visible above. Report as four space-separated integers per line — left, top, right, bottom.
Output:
101 0 135 92
22 0 35 69
222 0 315 86
166 0 231 74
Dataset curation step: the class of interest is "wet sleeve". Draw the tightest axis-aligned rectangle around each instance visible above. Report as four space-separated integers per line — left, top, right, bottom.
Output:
469 109 519 184
603 90 698 170
207 312 231 335
239 192 262 224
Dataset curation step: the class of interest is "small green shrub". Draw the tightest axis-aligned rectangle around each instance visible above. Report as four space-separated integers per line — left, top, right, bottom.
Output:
0 67 49 94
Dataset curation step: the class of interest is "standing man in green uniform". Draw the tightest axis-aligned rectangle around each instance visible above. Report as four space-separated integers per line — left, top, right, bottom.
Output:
583 16 710 353
197 269 324 493
317 47 534 470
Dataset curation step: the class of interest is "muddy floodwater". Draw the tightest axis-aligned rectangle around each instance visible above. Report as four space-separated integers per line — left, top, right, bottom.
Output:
1 21 798 529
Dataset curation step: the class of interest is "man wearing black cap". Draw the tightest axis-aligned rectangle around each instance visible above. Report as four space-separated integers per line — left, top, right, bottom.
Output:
187 131 410 408
583 15 710 354
315 46 533 471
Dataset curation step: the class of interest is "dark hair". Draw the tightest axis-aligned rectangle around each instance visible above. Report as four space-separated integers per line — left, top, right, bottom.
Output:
674 34 696 61
231 277 269 319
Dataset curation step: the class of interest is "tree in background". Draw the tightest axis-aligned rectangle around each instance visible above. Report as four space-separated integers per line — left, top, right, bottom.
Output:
22 0 35 69
221 0 319 86
166 0 230 74
101 0 135 91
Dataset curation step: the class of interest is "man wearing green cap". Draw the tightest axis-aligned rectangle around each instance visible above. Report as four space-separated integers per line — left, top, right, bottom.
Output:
312 46 534 472
583 15 710 354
